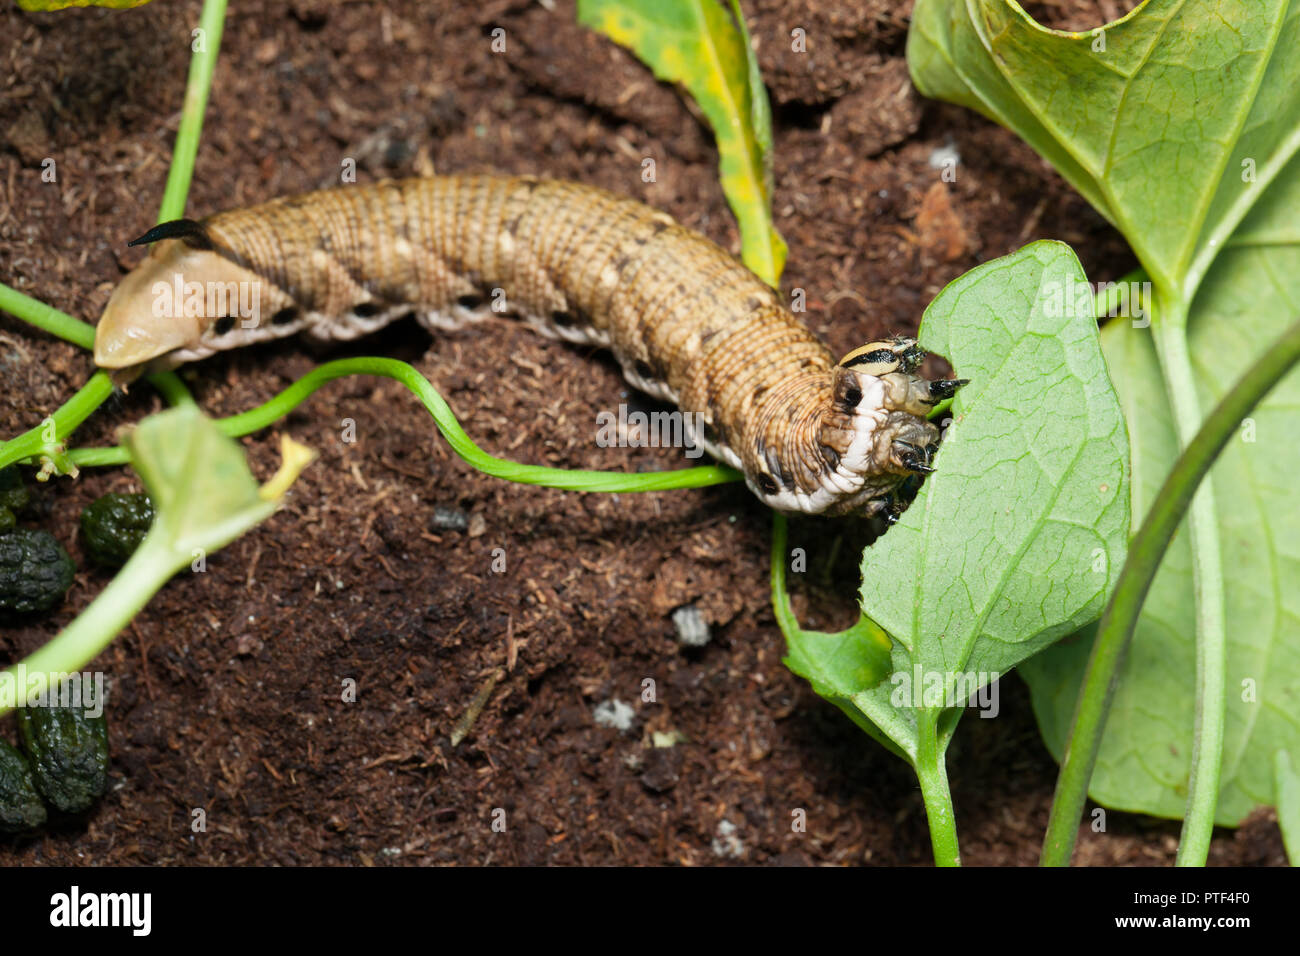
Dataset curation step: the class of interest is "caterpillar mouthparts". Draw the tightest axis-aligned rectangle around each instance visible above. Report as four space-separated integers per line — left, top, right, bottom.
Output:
94 175 964 517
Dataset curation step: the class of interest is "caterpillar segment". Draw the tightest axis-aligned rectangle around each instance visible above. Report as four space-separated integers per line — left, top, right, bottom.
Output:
93 175 965 517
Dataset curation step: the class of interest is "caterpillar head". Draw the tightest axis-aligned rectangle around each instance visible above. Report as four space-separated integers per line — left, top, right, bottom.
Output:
94 220 274 385
837 336 926 377
799 338 964 516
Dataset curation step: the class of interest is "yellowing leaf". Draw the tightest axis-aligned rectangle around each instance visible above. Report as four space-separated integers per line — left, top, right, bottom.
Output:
578 0 787 286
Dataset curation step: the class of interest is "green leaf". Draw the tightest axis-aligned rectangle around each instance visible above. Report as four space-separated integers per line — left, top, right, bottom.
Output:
577 0 787 286
126 406 280 561
844 242 1130 758
783 615 893 702
1022 160 1300 825
910 0 1300 835
770 513 900 756
907 0 1300 301
785 628 905 759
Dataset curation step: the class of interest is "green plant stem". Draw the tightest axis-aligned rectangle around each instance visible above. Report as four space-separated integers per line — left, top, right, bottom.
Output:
141 0 228 400
926 396 953 421
915 707 961 866
159 0 227 221
148 371 196 407
0 536 176 719
1041 314 1300 866
62 357 743 493
0 283 95 350
769 512 959 863
768 512 800 638
0 372 115 473
1152 312 1227 867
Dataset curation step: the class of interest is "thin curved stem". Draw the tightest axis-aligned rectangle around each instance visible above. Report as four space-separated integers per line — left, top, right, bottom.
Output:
1041 315 1300 866
915 707 961 866
0 284 95 350
1153 316 1226 867
60 356 743 494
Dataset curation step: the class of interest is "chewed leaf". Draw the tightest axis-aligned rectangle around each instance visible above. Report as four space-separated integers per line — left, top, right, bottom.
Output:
126 406 280 559
832 242 1128 761
863 241 1129 680
578 0 787 286
783 615 892 701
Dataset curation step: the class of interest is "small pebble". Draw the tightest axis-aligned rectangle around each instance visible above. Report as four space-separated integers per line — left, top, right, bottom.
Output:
652 730 686 748
711 819 745 859
671 604 711 647
593 698 635 732
928 138 961 170
234 634 262 657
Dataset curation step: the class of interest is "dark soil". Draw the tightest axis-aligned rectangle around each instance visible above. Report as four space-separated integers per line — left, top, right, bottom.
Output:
0 0 1285 866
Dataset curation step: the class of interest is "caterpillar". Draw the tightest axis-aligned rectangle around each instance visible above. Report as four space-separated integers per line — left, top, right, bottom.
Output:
92 175 964 517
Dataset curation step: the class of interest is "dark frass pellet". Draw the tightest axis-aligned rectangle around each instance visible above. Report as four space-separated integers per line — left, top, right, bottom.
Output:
80 492 155 567
0 528 75 614
0 465 31 534
17 704 110 814
0 739 47 833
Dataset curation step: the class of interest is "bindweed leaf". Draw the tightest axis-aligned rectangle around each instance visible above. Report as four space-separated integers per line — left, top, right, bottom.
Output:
911 0 1300 829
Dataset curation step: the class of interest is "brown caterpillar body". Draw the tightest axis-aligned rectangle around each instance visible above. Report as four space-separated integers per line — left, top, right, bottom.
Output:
94 175 962 516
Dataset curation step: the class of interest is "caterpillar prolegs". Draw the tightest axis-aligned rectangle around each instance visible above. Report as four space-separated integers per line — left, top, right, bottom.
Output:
93 175 965 516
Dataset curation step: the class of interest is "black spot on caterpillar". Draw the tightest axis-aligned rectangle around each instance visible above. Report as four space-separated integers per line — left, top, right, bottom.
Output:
93 175 964 516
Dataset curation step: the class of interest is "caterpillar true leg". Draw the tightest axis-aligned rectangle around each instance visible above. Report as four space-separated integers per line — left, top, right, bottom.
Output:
93 175 965 518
